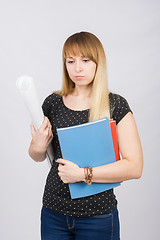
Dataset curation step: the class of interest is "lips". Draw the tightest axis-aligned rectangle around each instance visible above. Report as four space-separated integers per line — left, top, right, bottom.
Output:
76 76 84 79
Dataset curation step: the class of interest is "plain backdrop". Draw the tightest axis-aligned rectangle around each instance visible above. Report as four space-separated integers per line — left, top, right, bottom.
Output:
0 0 160 239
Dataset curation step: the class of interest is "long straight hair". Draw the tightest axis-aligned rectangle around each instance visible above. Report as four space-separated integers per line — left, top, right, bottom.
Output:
55 32 110 121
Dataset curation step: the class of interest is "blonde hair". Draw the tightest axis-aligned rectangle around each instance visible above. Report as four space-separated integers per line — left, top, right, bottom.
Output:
55 31 110 122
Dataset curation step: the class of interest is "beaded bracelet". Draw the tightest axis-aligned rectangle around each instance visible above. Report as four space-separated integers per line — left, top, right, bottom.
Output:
84 166 93 185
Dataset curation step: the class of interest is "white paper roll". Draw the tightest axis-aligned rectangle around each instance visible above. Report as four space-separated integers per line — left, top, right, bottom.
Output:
16 75 54 165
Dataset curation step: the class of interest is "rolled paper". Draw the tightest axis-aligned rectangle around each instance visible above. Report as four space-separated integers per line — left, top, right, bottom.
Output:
16 75 54 166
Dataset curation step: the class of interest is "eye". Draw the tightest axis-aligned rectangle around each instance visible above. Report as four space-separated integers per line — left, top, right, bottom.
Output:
67 60 74 64
83 59 90 63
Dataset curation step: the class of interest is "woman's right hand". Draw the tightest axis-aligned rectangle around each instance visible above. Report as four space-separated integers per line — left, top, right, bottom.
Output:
30 117 53 152
29 117 53 161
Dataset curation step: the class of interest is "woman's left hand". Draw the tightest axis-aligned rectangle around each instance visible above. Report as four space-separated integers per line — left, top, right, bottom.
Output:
57 158 84 183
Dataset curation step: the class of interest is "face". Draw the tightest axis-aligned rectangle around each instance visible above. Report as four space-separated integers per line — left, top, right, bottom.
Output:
65 54 97 87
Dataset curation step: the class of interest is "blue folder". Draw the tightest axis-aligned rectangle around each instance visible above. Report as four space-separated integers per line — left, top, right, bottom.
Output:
57 117 120 199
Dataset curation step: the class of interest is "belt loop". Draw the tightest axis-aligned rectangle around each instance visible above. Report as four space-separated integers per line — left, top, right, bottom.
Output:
66 216 75 230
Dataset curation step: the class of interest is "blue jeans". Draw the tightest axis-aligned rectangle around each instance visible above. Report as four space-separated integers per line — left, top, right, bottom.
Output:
41 206 120 240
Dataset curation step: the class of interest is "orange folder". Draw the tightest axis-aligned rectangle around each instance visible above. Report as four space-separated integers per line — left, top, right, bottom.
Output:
109 119 120 161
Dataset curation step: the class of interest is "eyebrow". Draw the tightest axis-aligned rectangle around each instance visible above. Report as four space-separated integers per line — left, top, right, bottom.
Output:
66 57 74 59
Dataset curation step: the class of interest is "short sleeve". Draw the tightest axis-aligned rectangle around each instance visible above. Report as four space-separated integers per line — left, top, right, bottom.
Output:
42 94 52 117
42 93 61 118
109 93 133 125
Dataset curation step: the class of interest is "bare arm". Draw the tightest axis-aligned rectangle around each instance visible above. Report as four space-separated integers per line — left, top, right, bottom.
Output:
28 117 53 162
91 112 143 182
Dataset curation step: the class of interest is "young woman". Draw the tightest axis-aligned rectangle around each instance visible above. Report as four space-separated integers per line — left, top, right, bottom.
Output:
29 32 143 240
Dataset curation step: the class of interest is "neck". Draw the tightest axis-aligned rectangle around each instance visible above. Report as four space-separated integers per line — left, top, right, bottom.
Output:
72 84 92 98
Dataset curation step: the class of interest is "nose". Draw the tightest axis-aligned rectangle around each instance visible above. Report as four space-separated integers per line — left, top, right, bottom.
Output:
75 60 82 72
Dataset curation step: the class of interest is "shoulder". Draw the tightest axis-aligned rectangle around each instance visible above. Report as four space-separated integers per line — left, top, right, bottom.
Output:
44 92 61 101
42 92 62 116
109 92 133 125
109 92 127 104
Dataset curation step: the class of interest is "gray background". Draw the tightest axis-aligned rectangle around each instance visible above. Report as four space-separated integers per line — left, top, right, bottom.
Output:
0 0 159 239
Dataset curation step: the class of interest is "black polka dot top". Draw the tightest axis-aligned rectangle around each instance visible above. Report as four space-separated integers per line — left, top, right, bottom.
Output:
42 92 133 217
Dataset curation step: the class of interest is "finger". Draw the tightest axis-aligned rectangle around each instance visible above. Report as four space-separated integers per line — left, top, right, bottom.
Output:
49 132 53 141
30 122 36 130
43 117 50 129
45 121 53 136
56 158 68 165
48 122 52 133
30 123 36 137
39 117 49 131
58 165 61 171
45 124 53 138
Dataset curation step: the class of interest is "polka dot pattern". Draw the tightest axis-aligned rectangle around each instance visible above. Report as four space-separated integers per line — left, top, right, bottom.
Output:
41 92 132 217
